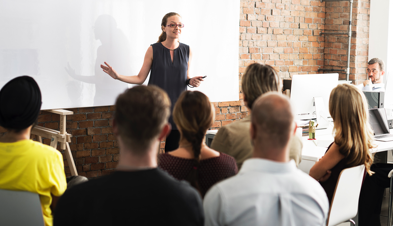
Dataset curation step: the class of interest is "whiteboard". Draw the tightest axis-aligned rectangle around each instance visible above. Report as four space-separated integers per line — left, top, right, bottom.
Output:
0 0 239 109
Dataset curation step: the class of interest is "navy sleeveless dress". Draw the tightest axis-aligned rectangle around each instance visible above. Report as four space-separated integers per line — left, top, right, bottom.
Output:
148 42 189 130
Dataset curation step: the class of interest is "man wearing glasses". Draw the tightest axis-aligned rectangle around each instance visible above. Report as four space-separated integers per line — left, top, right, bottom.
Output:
357 58 385 91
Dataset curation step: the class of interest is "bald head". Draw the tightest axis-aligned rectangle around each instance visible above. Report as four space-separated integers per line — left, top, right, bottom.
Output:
251 92 294 153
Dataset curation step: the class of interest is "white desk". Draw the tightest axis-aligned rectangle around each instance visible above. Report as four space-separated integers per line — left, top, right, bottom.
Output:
299 128 393 174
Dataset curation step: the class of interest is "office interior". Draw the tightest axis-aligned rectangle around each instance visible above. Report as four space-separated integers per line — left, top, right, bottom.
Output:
1 0 393 225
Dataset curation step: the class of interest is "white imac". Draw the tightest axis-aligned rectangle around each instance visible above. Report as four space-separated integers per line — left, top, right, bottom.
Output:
290 73 339 128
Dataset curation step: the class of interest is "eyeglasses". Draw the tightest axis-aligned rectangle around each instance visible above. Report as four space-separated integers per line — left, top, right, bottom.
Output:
167 23 185 28
367 69 379 74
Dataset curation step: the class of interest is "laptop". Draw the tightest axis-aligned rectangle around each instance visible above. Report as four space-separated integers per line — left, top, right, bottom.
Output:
369 108 393 141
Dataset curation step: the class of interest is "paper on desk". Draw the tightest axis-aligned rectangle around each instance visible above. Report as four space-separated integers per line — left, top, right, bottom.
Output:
313 139 334 148
375 137 393 142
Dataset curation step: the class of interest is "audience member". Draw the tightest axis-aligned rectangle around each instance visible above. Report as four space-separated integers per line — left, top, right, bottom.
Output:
54 85 204 226
204 92 328 226
0 76 67 226
159 91 237 197
210 63 303 169
309 84 374 204
357 58 385 91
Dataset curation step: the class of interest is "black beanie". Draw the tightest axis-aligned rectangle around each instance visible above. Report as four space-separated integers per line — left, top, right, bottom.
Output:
0 76 42 130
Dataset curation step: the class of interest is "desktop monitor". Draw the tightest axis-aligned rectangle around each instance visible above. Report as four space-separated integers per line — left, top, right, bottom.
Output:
363 91 385 109
290 73 339 121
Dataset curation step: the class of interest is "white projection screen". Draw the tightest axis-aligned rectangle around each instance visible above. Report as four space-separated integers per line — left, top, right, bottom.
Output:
0 0 239 110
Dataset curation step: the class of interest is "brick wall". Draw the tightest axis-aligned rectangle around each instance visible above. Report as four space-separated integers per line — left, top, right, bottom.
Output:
323 0 370 83
1 0 371 178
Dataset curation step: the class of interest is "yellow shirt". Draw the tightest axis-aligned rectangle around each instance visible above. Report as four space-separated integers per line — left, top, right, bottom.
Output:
0 140 67 226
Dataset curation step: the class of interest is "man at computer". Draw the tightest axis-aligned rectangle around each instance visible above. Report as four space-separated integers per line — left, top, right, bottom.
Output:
357 58 385 91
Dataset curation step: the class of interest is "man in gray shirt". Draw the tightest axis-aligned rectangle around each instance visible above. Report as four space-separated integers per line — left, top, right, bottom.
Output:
204 92 329 226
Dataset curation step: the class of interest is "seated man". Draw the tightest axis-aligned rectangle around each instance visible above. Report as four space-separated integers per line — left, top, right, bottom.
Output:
204 93 329 226
0 76 67 226
211 63 303 169
357 58 385 91
54 85 204 226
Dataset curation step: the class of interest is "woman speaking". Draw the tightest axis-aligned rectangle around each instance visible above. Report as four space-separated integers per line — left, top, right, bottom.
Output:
101 12 204 152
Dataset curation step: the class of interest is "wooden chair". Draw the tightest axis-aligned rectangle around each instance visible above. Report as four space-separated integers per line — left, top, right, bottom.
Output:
0 189 44 226
327 164 365 226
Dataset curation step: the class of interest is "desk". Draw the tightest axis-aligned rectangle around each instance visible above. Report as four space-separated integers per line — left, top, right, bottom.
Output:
299 128 393 174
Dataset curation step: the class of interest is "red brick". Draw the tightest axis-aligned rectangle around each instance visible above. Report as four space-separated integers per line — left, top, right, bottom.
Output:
91 163 105 171
85 157 99 164
106 162 118 169
79 108 94 113
72 129 86 136
76 150 91 158
95 107 109 112
79 121 94 128
100 155 113 163
72 114 87 121
106 148 120 154
87 113 101 120
84 143 99 149
87 128 101 135
92 149 106 156
100 142 114 148
95 120 109 127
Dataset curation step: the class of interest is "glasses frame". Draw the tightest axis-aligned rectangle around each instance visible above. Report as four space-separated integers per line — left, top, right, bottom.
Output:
166 23 185 28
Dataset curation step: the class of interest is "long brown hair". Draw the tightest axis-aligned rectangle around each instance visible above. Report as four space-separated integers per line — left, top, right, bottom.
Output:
157 12 181 43
329 84 374 175
173 91 213 194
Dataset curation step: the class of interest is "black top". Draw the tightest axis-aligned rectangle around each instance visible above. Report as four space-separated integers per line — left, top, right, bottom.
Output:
320 143 348 204
159 153 238 197
54 168 204 226
148 42 189 130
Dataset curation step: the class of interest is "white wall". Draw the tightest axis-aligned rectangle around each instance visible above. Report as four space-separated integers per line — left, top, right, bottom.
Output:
369 0 393 112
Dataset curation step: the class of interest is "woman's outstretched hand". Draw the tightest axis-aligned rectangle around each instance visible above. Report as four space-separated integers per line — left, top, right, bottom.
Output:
101 62 119 80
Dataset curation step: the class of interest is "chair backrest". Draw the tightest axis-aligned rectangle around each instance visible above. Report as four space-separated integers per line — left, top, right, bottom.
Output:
0 189 44 226
327 164 365 226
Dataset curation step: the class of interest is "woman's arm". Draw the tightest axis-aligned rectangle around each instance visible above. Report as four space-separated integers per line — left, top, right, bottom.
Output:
101 46 153 84
309 142 345 181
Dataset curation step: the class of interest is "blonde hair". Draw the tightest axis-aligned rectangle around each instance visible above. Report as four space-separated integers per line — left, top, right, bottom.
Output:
329 84 374 175
241 63 282 109
157 12 181 43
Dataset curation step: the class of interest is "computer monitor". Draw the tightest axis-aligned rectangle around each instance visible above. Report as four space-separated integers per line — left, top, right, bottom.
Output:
290 73 339 122
363 91 385 109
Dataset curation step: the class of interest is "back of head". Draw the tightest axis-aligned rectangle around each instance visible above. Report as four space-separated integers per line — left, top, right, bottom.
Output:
114 85 170 155
241 63 282 109
173 91 213 194
251 92 294 152
173 91 213 160
329 84 374 174
0 76 42 132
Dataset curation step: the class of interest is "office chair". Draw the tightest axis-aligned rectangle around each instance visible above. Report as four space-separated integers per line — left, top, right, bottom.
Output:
327 165 365 226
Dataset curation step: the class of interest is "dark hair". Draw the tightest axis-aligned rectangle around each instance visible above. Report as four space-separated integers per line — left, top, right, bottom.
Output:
241 63 281 109
368 58 384 71
114 85 170 154
173 91 213 194
157 12 181 43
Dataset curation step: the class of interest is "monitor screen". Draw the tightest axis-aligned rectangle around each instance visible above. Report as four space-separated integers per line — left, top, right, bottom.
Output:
369 108 390 135
290 73 338 119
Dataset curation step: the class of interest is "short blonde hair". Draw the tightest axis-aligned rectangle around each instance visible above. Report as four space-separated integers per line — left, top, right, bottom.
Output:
241 63 282 109
329 84 374 175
